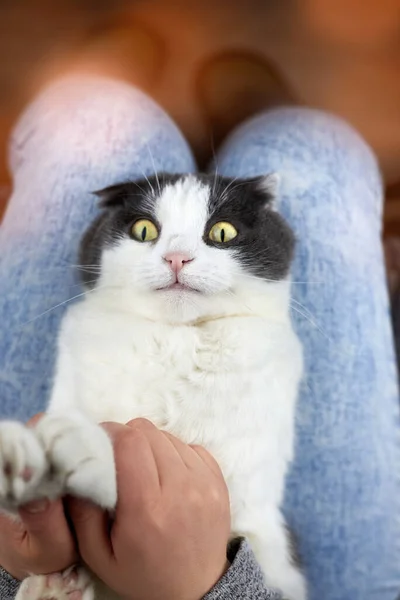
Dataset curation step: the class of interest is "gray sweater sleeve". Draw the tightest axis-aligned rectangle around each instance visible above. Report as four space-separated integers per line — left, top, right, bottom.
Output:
0 539 281 600
203 538 282 600
0 567 20 599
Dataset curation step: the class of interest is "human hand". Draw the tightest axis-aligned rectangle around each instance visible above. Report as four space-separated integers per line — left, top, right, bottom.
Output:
68 419 231 600
0 414 78 580
0 499 78 580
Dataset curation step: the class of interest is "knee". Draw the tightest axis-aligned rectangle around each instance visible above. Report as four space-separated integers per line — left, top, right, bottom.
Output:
219 107 382 217
9 75 193 177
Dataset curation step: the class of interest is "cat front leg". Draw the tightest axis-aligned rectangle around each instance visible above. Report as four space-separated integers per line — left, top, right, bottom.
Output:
0 421 48 512
234 507 307 600
0 412 117 511
0 413 116 600
34 410 117 510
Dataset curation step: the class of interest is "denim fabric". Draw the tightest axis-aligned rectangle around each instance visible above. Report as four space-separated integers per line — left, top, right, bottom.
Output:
217 110 400 600
0 76 195 419
0 77 399 600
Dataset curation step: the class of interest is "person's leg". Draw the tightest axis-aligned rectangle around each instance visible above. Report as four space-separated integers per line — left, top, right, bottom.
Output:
216 108 400 600
0 75 195 420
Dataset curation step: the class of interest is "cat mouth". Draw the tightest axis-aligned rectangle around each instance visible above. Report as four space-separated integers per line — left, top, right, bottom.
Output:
156 282 200 293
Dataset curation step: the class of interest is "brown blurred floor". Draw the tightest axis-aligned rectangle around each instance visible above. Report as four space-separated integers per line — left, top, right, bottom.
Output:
0 0 400 233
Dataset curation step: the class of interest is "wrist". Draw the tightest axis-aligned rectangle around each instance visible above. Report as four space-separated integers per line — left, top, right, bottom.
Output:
0 563 23 599
0 560 23 581
196 556 231 600
201 538 277 600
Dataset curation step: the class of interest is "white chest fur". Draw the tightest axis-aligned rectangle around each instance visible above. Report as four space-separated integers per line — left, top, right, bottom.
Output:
45 294 306 599
1 170 308 599
50 296 302 513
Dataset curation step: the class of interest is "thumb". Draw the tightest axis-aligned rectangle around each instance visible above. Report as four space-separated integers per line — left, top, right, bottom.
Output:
19 498 67 538
67 497 114 573
19 499 78 568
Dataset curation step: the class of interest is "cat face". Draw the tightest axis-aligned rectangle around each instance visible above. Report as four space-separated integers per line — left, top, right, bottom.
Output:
79 173 294 323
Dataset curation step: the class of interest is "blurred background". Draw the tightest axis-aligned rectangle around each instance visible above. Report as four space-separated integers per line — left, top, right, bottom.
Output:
0 0 399 242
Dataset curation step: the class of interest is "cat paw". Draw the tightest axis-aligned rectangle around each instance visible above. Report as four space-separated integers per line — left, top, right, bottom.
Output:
0 414 116 511
16 566 94 600
35 412 117 509
0 421 47 511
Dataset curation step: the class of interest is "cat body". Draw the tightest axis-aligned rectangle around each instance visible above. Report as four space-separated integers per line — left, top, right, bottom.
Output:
0 173 306 600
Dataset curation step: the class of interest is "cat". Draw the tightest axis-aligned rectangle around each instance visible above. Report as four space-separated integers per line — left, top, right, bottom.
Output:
0 172 306 600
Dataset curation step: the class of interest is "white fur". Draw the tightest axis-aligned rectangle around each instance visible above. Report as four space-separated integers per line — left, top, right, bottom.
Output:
17 566 94 600
0 176 306 600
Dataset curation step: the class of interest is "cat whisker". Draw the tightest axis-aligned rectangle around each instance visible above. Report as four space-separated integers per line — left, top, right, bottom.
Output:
221 176 241 200
76 271 101 278
221 179 255 205
289 297 318 319
135 164 155 198
234 245 276 256
222 288 263 319
290 298 348 348
213 166 218 198
72 266 102 275
289 302 331 343
224 287 332 344
125 178 151 198
129 179 147 194
145 143 161 196
237 272 324 285
210 134 219 197
58 262 102 271
290 298 318 320
70 264 102 270
122 180 155 213
21 283 117 327
68 279 99 289
33 263 102 276
219 178 243 207
289 279 324 285
208 177 244 217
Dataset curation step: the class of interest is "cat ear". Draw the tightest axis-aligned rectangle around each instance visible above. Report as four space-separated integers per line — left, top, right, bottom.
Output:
256 173 280 210
93 183 128 209
259 173 280 197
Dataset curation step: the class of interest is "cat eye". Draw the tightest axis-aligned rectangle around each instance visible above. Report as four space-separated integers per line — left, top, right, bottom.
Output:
209 222 238 244
131 219 159 242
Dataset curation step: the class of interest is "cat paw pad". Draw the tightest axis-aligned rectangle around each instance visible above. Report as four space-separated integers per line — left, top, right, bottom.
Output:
0 422 46 510
16 566 94 600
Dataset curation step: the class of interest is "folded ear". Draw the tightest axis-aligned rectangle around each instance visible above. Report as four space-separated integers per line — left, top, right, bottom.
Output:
241 173 280 210
92 183 129 209
259 173 280 197
256 173 280 210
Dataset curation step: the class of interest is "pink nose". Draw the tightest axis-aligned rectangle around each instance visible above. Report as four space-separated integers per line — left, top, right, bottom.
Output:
164 252 193 275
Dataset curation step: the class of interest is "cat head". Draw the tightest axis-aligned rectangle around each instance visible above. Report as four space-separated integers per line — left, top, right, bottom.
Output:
79 173 295 323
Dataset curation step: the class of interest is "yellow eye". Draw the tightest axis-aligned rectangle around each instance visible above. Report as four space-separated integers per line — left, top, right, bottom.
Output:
209 222 238 243
131 219 158 242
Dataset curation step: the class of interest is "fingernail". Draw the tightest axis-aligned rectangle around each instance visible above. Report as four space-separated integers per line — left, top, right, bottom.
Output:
22 499 49 513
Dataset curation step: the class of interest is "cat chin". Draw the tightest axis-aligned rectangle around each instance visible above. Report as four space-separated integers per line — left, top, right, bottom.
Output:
96 286 235 324
139 289 216 324
91 276 291 324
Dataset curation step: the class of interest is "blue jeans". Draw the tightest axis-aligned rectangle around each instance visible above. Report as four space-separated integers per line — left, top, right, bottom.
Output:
0 76 399 600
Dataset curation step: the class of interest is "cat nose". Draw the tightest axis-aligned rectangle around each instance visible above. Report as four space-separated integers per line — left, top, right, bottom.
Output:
163 252 193 274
